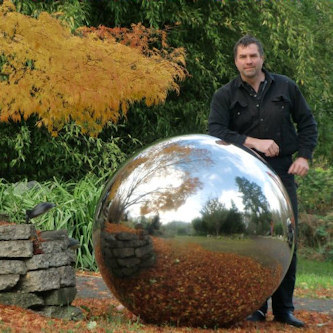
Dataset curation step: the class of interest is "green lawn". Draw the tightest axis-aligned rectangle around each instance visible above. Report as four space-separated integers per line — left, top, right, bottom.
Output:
296 256 333 293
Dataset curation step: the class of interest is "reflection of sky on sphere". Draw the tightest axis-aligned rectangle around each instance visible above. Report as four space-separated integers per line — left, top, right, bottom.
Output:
118 135 288 224
167 136 283 223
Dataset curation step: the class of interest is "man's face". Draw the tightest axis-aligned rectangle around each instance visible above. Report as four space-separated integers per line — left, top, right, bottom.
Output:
234 43 264 80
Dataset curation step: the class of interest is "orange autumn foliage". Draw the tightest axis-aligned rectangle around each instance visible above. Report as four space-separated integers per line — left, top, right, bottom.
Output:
78 23 180 60
0 0 186 136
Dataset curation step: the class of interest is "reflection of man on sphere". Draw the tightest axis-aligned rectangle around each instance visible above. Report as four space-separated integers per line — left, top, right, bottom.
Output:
209 35 317 327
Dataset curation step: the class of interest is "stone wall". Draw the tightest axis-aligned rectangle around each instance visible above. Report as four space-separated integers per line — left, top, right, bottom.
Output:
0 224 82 320
101 230 156 278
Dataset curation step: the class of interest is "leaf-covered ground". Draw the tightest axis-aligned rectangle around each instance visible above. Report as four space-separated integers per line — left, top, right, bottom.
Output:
0 271 332 333
0 300 332 333
295 286 333 299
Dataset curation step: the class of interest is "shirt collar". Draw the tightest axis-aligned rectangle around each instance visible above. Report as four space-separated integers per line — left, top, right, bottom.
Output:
235 68 274 88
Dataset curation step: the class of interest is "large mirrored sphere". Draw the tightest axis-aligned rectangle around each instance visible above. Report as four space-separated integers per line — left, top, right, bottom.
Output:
93 134 295 327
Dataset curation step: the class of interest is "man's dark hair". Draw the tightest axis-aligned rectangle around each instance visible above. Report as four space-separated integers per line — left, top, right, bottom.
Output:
233 35 264 59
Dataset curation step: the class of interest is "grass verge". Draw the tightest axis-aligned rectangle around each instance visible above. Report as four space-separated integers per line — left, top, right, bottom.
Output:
295 256 333 298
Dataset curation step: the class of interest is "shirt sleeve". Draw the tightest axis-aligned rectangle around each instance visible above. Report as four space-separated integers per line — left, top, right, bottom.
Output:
290 83 318 160
208 88 247 146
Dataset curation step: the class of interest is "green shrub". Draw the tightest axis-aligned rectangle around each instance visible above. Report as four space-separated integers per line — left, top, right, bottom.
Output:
297 164 333 214
12 0 92 31
0 121 134 182
298 212 333 261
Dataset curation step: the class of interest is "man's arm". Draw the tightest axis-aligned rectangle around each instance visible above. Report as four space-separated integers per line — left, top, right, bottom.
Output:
290 82 318 160
209 88 281 157
208 89 247 145
288 157 309 176
244 137 280 157
288 81 317 176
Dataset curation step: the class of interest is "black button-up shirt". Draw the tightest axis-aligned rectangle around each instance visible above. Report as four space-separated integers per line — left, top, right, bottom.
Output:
208 70 317 159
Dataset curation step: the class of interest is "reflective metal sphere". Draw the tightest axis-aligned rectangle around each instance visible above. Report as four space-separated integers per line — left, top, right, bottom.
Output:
93 134 295 327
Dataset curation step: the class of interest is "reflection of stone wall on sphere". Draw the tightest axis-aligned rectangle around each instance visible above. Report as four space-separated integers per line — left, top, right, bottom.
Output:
101 224 156 278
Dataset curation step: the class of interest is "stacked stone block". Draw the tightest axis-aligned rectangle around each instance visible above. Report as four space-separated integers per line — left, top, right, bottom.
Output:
0 224 82 320
101 230 156 278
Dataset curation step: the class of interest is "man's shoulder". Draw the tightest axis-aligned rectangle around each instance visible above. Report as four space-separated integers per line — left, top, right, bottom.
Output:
269 72 296 86
215 77 239 95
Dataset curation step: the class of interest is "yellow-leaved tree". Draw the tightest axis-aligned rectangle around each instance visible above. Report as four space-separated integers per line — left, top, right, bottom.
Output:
0 0 186 136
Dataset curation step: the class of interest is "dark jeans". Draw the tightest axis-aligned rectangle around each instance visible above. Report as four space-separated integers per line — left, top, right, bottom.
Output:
259 155 298 316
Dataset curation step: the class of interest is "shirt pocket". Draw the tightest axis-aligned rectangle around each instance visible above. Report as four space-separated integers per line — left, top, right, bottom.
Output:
271 94 292 118
230 100 252 131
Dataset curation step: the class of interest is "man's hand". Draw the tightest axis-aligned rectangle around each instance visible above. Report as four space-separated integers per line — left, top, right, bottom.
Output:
288 157 309 176
244 137 279 157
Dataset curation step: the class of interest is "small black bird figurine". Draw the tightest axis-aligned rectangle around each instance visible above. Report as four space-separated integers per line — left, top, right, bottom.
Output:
68 237 80 250
25 202 56 224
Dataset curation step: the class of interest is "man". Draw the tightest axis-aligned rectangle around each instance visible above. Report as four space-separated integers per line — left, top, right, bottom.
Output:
209 35 317 327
